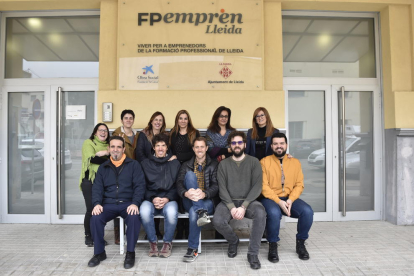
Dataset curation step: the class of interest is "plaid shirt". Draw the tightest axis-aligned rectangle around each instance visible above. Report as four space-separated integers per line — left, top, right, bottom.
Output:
193 159 206 191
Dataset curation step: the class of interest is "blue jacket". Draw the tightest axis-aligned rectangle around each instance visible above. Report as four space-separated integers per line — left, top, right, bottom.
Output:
92 157 146 207
246 128 279 159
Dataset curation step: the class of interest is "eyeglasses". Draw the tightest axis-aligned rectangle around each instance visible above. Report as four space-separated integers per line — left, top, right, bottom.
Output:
231 141 244 146
219 115 229 119
97 129 108 133
255 114 265 118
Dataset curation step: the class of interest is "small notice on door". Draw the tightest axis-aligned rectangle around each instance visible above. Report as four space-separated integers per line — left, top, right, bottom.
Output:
66 105 86 120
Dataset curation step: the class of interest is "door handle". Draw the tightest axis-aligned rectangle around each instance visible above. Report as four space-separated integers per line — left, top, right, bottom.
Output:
57 87 63 219
341 86 346 217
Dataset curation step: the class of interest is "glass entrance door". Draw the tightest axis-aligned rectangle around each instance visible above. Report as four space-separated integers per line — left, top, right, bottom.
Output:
51 85 96 224
3 86 52 223
332 85 381 221
2 85 96 223
286 85 381 221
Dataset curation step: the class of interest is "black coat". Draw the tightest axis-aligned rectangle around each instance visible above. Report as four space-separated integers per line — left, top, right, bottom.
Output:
135 132 152 163
176 155 220 207
92 157 146 207
140 152 181 202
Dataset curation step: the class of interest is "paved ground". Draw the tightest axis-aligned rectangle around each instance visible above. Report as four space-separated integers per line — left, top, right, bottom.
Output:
0 221 413 275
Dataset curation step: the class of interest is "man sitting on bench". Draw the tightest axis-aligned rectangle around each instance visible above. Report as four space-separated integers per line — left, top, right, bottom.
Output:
176 136 219 262
88 136 146 269
212 131 266 270
140 134 181 258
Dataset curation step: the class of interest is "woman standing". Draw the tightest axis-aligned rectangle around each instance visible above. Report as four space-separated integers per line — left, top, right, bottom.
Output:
246 107 279 160
136 111 169 163
169 110 200 239
205 106 235 162
135 111 169 240
112 109 140 159
170 110 200 164
79 123 110 246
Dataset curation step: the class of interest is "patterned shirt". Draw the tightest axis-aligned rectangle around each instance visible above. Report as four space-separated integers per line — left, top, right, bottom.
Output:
193 159 206 191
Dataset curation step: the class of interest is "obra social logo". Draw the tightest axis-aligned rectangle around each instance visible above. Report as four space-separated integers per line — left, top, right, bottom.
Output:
138 9 243 34
137 65 159 83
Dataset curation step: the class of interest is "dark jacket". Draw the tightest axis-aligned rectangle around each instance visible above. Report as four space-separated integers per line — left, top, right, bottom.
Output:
140 151 181 202
92 157 146 207
246 128 279 159
176 155 220 207
135 132 153 163
170 130 200 164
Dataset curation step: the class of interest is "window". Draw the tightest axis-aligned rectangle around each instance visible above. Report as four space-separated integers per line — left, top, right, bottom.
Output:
5 16 99 78
283 16 376 78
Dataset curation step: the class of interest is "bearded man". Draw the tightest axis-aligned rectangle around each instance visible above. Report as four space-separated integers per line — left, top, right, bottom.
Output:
212 131 266 270
260 132 313 263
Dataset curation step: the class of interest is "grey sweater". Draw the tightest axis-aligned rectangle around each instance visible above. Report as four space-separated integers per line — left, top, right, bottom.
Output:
217 154 263 210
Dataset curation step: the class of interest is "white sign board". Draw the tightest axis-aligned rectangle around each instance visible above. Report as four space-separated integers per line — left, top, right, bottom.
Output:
66 105 86 120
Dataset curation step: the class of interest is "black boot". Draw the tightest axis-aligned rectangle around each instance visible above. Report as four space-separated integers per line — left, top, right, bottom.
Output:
88 251 107 267
85 234 93 247
247 254 261 270
227 239 239 258
296 239 310 260
124 251 135 269
268 242 279 263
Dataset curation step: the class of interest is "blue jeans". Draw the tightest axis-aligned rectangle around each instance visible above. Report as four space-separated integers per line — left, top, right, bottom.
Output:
261 197 314 242
140 200 178 243
182 171 214 249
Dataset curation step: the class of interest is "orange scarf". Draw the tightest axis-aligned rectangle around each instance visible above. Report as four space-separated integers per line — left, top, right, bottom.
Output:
110 153 126 167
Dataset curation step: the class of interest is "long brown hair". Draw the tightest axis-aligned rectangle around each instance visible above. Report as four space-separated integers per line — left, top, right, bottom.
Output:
207 106 235 133
251 107 275 139
170 110 197 145
143 111 166 140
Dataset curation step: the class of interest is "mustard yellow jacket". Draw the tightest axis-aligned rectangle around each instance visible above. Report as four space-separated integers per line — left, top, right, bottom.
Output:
260 154 304 203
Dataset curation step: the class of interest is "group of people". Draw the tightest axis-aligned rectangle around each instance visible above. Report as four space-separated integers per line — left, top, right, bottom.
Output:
79 106 314 270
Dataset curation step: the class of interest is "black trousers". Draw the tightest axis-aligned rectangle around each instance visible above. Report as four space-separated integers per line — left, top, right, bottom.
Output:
81 178 93 236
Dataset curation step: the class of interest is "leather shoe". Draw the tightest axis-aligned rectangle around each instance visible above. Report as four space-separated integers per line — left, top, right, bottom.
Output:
296 239 310 260
227 239 239 258
247 254 261 270
124 251 135 269
88 251 107 267
268 242 279 263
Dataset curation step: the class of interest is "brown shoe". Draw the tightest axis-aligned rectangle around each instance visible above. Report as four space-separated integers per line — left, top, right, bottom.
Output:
149 242 159 257
114 226 120 245
159 242 172 258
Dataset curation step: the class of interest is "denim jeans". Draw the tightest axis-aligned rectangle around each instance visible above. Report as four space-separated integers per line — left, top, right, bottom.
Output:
182 171 214 250
212 200 266 255
140 200 178 243
261 197 314 242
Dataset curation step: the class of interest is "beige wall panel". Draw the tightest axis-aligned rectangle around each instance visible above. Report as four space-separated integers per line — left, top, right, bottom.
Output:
395 91 414 128
98 89 285 129
381 7 396 129
117 0 263 90
389 5 412 91
99 0 118 91
264 1 283 91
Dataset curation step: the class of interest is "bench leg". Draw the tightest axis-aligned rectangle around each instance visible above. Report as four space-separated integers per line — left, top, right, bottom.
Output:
120 217 124 255
198 234 201 254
